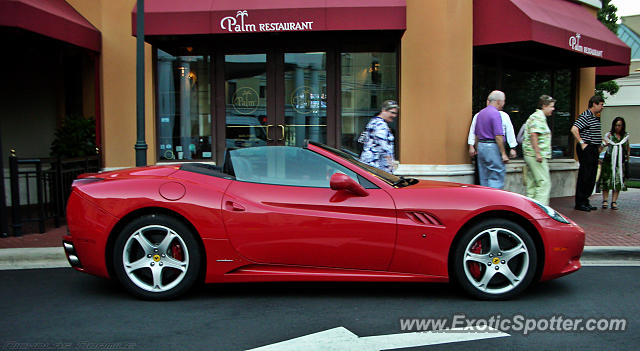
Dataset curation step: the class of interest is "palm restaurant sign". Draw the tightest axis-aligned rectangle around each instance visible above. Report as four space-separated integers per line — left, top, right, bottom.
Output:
569 33 604 58
221 10 314 33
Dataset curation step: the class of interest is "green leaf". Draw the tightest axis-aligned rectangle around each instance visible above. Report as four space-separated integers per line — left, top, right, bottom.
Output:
50 115 97 158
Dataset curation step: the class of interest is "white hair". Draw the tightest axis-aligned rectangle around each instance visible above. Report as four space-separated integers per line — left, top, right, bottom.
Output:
487 90 505 102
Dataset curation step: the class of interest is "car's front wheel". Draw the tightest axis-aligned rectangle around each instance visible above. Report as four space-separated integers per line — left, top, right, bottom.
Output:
112 214 201 300
452 219 537 300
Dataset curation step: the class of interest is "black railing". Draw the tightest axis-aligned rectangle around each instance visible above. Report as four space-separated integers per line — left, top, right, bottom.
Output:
6 151 100 236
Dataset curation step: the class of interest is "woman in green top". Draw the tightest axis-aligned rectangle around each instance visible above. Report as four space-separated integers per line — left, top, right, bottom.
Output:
522 95 556 205
600 117 630 210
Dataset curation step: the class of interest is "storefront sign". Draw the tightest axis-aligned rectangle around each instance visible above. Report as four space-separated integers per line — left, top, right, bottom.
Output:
569 33 603 58
232 87 259 114
220 10 314 33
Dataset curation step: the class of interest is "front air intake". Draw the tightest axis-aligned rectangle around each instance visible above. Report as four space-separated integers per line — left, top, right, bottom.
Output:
405 211 443 226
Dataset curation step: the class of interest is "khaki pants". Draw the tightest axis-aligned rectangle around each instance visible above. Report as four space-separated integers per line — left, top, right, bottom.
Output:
524 155 551 205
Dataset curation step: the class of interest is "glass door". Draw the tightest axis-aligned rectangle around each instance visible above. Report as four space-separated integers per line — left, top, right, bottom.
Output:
224 54 268 149
222 52 327 150
282 52 327 147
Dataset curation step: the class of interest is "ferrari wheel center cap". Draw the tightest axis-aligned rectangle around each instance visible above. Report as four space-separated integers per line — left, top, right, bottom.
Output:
492 257 500 265
153 254 161 262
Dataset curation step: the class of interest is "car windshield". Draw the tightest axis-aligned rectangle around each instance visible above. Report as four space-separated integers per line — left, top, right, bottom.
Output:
309 142 417 187
228 146 362 188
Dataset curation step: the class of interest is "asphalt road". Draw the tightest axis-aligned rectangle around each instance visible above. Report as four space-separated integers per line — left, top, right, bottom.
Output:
0 267 638 351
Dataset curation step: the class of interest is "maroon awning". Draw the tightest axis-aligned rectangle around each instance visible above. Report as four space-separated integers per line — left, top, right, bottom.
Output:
596 65 630 83
474 0 630 66
0 0 101 52
132 0 406 36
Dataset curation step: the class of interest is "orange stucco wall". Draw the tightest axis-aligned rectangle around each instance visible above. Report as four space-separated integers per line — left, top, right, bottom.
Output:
573 5 598 158
576 5 598 116
67 0 156 168
577 67 597 116
400 0 473 165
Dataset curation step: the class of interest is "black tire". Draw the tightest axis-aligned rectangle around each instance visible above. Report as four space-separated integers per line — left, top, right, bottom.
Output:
452 219 537 300
112 214 201 300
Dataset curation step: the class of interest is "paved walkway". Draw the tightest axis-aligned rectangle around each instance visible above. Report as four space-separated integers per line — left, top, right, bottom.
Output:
550 188 640 246
1 188 639 249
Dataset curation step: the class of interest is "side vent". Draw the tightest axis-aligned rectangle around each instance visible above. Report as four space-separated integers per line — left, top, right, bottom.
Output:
405 211 443 226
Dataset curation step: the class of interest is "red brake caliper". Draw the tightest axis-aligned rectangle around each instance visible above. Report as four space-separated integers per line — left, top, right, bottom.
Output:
469 240 483 279
171 243 184 261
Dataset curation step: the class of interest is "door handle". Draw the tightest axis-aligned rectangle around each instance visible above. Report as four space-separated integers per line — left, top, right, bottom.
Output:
225 201 246 212
277 124 285 141
265 124 274 141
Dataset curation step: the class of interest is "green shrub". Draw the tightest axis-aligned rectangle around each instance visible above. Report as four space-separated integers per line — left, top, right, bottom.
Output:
50 115 97 158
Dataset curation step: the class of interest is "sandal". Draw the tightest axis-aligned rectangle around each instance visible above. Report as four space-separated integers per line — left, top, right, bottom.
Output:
602 200 608 209
611 202 618 210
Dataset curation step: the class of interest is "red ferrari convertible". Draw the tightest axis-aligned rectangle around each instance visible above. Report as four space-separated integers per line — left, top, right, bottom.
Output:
64 141 584 300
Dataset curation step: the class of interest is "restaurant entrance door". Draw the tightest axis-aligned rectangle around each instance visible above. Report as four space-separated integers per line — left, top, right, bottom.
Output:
223 51 327 152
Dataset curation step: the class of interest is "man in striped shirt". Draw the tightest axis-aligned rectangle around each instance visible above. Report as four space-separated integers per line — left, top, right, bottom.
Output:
570 95 605 212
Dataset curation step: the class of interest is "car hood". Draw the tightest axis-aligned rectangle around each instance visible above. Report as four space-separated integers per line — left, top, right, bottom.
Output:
402 179 480 190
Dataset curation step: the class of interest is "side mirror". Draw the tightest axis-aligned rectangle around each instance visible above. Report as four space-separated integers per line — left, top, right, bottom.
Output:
330 173 369 197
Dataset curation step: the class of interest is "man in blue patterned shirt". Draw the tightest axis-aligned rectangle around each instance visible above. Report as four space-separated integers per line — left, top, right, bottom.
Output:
359 100 399 173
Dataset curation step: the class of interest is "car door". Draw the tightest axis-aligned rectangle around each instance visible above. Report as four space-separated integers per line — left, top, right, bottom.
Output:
221 146 397 271
630 145 640 180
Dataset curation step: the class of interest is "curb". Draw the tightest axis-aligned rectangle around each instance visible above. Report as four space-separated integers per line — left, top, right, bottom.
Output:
581 246 640 261
0 247 70 270
0 246 639 270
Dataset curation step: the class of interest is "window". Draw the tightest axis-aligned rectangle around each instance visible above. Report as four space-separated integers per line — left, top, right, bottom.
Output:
229 146 359 187
225 54 268 150
157 50 211 160
283 52 328 147
153 33 402 163
340 52 398 157
473 63 575 158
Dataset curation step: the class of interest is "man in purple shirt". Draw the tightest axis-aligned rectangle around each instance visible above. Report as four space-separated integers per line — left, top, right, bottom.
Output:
474 90 510 189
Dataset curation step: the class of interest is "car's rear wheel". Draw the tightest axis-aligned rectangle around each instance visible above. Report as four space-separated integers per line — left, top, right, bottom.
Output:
452 219 537 300
112 214 201 300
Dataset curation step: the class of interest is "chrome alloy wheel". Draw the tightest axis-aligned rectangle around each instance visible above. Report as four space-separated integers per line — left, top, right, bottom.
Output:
122 225 190 293
462 227 530 295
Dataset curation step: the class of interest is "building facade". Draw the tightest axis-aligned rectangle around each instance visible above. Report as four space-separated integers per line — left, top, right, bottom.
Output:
0 0 631 198
601 15 640 142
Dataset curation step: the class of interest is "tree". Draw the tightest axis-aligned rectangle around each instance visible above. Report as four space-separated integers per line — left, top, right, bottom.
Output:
597 0 619 33
596 0 620 98
595 80 620 99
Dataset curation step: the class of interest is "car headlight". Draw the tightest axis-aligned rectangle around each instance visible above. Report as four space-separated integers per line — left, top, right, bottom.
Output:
530 199 570 224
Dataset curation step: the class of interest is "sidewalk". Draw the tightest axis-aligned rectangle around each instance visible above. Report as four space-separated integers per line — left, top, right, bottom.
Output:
550 187 640 246
1 189 639 269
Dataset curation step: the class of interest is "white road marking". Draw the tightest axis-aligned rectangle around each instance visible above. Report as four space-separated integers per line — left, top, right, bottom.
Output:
246 326 509 351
